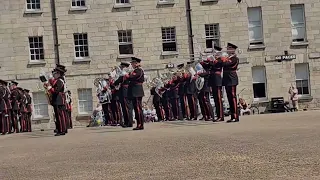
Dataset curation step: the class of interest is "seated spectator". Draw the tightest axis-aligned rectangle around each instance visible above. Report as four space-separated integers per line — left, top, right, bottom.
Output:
239 98 251 116
87 104 104 127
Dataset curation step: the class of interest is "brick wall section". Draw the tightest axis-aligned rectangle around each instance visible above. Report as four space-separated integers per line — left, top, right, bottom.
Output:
1 0 320 127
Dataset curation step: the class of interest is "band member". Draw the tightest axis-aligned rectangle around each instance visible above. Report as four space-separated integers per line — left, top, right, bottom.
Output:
44 65 68 136
0 80 10 135
125 57 145 130
185 62 198 120
222 43 240 123
19 88 27 132
101 76 114 126
160 88 172 121
114 62 133 128
177 64 190 120
209 46 224 122
150 86 164 121
10 81 21 133
168 73 180 120
66 90 73 129
110 79 122 126
25 89 32 132
198 61 214 121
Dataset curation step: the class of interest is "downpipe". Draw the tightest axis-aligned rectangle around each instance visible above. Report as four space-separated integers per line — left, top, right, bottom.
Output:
50 0 60 65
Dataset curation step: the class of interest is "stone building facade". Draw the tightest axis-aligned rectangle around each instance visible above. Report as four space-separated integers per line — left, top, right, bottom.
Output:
0 0 320 127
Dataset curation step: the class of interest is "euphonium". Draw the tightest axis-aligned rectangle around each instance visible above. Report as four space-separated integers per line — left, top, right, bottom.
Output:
39 69 53 105
94 77 111 104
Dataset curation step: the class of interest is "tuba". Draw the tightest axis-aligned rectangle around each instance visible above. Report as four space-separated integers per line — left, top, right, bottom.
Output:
94 77 112 104
110 65 131 90
39 69 53 105
187 62 205 90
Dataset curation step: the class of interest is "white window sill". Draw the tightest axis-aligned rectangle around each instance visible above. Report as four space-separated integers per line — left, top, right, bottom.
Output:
28 60 46 65
69 6 88 12
73 57 91 63
117 54 134 59
24 10 43 14
248 45 266 50
291 41 309 46
201 0 218 2
157 1 175 5
113 4 133 9
33 116 50 121
161 51 179 56
253 98 268 103
298 95 313 101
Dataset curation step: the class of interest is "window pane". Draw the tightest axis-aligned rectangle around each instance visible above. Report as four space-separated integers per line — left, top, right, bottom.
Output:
252 66 266 83
295 63 308 80
292 27 305 40
162 42 177 52
119 44 133 55
291 5 304 24
247 7 261 22
78 89 93 113
32 92 49 117
253 83 266 98
249 26 263 42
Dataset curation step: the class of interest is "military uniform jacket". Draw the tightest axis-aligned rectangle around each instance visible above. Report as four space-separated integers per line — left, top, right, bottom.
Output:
222 56 239 86
109 80 119 101
26 93 32 113
20 93 28 113
205 59 223 87
126 67 144 98
114 76 129 98
10 88 21 111
49 77 66 106
0 85 7 111
184 74 197 95
198 63 211 92
178 77 186 96
3 87 12 110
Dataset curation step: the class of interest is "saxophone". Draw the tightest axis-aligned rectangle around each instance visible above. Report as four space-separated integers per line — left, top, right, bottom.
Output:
39 69 53 105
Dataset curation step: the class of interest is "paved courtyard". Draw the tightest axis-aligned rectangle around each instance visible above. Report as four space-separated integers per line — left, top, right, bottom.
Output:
1 111 320 180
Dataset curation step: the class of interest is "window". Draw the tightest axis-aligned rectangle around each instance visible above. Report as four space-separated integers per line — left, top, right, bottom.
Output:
29 36 44 61
78 89 93 114
118 30 133 55
116 0 130 4
290 4 306 42
252 66 267 100
26 0 41 10
295 63 310 95
247 7 264 46
161 27 177 52
32 92 49 119
205 24 220 48
74 33 89 59
72 0 86 7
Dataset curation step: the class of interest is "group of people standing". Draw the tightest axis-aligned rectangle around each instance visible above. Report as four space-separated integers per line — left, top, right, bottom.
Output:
0 80 33 135
151 43 240 123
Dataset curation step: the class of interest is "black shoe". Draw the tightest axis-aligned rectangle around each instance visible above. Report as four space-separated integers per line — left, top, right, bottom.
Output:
215 118 224 122
133 126 144 130
60 133 66 135
226 119 239 123
54 133 61 136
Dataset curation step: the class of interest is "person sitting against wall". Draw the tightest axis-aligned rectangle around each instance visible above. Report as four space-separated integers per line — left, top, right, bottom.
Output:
239 98 251 116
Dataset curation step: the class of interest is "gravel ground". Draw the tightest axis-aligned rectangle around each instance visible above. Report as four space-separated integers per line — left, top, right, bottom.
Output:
1 111 320 180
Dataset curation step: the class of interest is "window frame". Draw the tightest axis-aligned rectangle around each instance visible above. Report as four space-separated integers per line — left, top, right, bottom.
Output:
161 27 177 53
71 0 86 8
26 0 41 11
204 23 220 49
32 92 49 119
117 30 134 55
290 4 307 43
247 7 264 46
28 36 45 62
294 63 310 96
73 33 90 60
115 0 130 5
251 66 268 102
78 89 93 115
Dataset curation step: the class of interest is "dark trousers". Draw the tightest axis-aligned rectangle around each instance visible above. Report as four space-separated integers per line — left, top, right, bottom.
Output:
170 98 179 120
198 93 205 118
0 110 10 134
26 113 32 132
20 113 27 132
179 95 189 118
102 103 113 125
162 98 173 120
212 86 224 119
120 97 133 126
187 94 197 120
131 97 144 128
225 85 239 120
53 105 67 134
11 110 20 133
153 101 164 121
199 91 214 119
66 111 72 129
111 100 122 125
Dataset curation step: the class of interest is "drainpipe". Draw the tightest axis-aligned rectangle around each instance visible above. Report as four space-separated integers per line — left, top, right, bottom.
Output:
186 0 195 61
50 0 60 65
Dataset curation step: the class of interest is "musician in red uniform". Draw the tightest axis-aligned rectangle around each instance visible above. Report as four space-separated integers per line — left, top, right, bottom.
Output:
44 65 68 136
10 81 21 133
24 89 32 132
124 57 145 130
66 90 73 129
18 87 27 132
167 73 180 120
222 43 240 123
177 64 190 120
199 60 214 121
0 80 10 135
185 61 198 120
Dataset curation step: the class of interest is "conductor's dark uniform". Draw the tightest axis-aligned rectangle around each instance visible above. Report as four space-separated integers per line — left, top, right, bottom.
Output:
209 46 224 122
114 62 133 128
223 43 240 123
125 57 145 130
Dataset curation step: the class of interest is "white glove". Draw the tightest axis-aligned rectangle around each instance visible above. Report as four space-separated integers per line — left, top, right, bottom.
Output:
47 86 52 90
